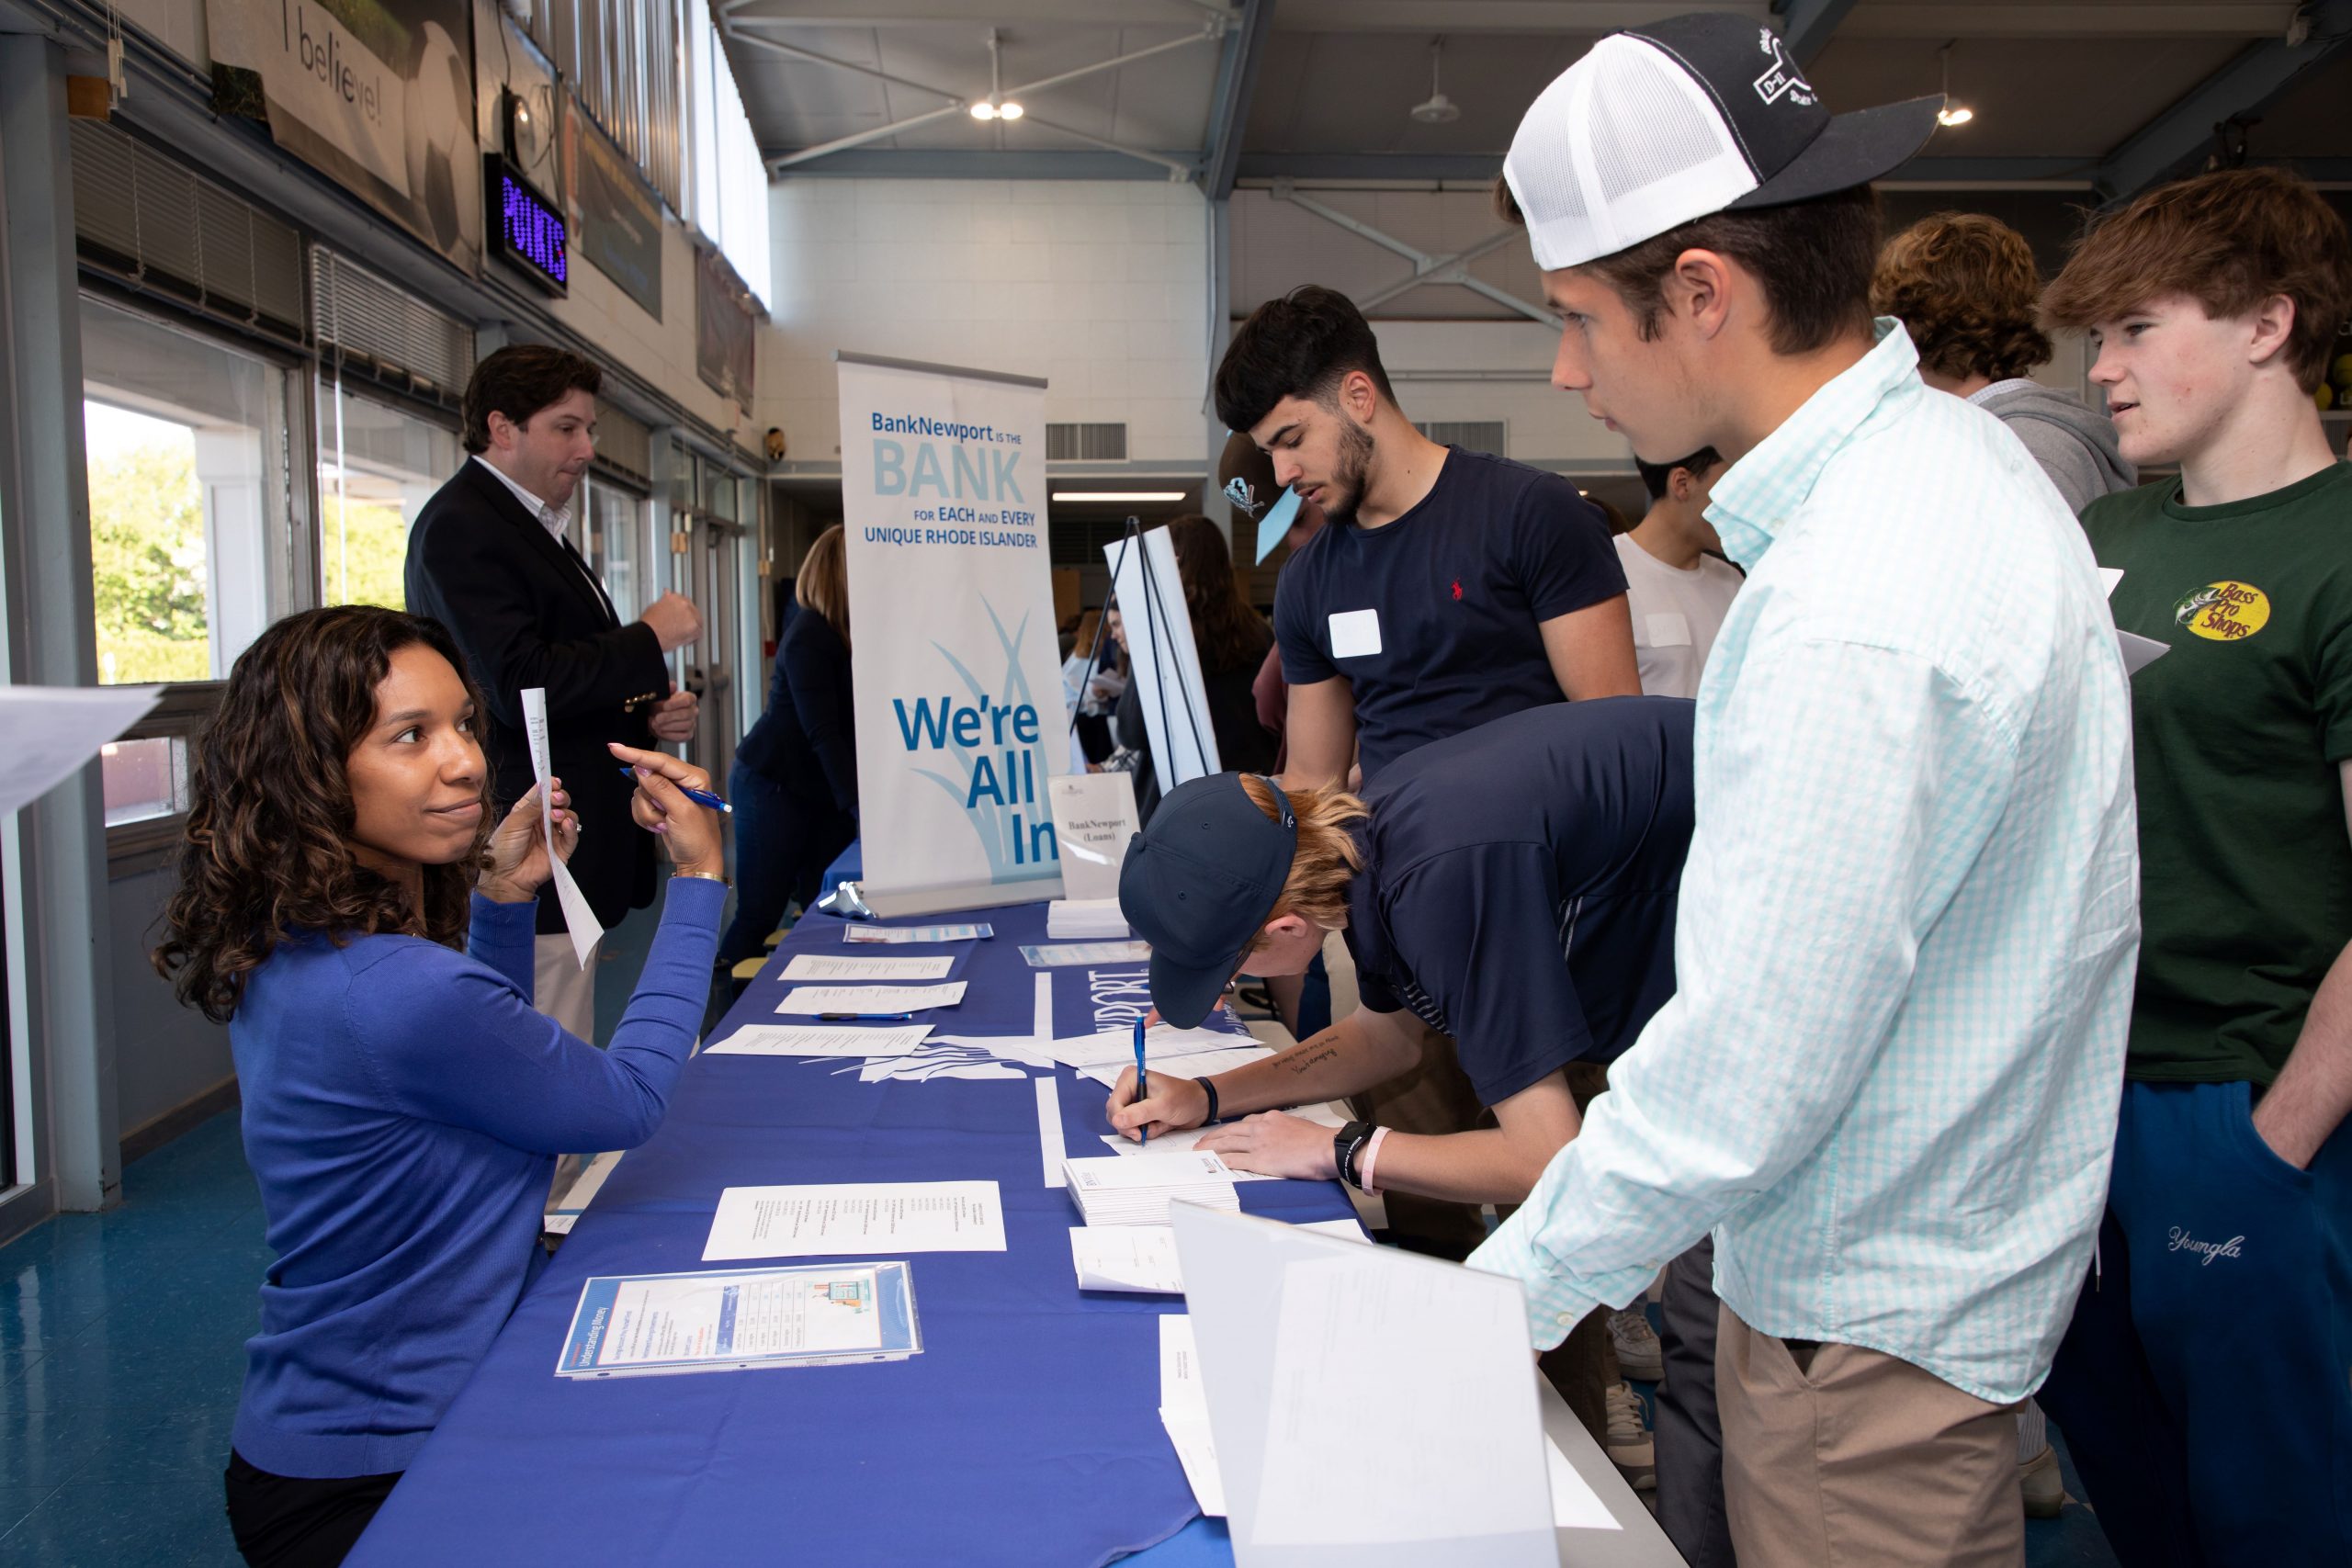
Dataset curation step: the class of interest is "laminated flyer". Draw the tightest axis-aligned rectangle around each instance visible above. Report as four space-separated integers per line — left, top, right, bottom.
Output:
556 1261 922 1379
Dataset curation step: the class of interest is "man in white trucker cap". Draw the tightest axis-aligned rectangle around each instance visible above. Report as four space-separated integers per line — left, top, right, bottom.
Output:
1464 15 2141 1566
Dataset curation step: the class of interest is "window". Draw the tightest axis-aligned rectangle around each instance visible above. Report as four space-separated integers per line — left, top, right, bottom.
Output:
582 470 646 623
316 372 461 610
687 6 772 310
98 736 189 829
80 297 289 684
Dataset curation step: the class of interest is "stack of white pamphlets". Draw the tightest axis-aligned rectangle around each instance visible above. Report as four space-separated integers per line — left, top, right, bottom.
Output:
1060 1151 1239 1226
1046 897 1129 939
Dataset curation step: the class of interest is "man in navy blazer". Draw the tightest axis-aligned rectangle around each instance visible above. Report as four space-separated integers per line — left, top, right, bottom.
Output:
405 344 703 1040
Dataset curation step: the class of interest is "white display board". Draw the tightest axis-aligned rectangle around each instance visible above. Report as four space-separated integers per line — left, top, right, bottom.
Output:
837 352 1069 915
1106 525 1219 789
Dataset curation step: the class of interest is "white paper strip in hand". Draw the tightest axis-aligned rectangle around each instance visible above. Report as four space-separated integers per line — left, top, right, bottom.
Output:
520 687 604 970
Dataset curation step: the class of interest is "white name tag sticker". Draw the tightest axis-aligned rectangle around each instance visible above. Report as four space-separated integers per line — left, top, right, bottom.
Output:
1642 612 1692 649
1328 609 1383 660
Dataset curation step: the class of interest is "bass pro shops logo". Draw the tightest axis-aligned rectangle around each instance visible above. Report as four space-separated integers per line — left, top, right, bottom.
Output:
2173 581 2271 642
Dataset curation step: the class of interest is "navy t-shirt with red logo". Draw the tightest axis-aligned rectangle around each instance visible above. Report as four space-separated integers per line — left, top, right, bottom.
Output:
1272 446 1626 783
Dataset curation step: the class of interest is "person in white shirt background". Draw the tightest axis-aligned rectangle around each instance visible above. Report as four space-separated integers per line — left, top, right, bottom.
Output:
1615 449 1743 702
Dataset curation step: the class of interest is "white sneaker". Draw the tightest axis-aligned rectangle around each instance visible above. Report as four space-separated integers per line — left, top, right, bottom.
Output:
1609 1306 1663 1382
1603 1381 1657 1492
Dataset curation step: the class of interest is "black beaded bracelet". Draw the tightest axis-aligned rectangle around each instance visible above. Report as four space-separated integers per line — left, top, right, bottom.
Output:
1193 1076 1221 1125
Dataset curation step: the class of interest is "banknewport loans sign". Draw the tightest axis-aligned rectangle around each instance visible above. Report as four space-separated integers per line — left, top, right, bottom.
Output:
836 352 1068 916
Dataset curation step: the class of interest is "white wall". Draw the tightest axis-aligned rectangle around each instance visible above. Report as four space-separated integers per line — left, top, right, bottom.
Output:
761 180 1214 469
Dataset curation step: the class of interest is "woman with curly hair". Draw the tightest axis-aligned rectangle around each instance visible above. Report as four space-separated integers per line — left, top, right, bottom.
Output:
153 605 725 1568
1871 211 2134 513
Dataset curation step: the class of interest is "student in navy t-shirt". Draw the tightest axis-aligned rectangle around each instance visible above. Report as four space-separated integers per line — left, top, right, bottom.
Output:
1107 698 1692 1203
1213 285 1639 786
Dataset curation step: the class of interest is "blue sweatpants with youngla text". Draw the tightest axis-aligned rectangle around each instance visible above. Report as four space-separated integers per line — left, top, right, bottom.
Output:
2039 1079 2352 1566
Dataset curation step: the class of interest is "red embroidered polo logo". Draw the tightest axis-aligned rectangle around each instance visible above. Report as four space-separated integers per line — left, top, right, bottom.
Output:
1451 580 1463 601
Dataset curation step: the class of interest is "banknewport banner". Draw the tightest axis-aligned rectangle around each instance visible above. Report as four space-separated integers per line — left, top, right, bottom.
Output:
837 352 1067 915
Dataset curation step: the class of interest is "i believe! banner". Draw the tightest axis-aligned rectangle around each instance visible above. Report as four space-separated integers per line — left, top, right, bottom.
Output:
836 353 1067 915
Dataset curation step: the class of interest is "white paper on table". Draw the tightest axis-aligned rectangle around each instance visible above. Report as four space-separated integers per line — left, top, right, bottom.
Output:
1047 1023 1253 1071
1035 1077 1068 1187
1077 1046 1272 1089
1032 971 1055 1043
1077 1220 1363 1293
1101 1130 1276 1179
780 953 956 982
702 1180 1006 1260
1545 1434 1621 1531
1021 941 1152 968
2119 629 2169 675
0 685 163 818
706 1023 934 1058
1159 1314 1227 1516
842 922 990 944
520 688 605 969
775 982 967 1014
1071 1225 1184 1293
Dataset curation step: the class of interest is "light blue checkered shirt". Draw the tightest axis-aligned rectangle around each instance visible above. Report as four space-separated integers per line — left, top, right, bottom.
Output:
1470 323 2139 1404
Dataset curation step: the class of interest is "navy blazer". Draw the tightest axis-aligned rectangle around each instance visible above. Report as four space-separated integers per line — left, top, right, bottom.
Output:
403 458 669 932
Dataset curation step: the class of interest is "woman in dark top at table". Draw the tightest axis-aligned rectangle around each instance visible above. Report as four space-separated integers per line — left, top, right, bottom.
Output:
1113 513 1278 823
150 605 724 1568
718 523 859 964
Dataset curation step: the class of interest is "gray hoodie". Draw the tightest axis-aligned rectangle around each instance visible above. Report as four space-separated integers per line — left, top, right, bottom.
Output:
1971 378 2136 516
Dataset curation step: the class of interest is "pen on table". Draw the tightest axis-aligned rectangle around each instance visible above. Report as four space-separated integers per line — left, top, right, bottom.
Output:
1133 1015 1148 1147
616 766 732 814
817 1011 915 1021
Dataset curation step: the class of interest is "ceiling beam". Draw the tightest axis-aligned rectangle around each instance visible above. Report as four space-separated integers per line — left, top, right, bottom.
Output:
1018 113 1201 179
764 148 1194 179
1273 183 1560 325
1772 0 1860 64
724 22 960 101
1261 1 2291 34
1200 0 1272 200
2093 0 2352 201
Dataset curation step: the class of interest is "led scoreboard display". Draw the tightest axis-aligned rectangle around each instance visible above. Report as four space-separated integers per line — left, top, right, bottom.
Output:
486 154 568 296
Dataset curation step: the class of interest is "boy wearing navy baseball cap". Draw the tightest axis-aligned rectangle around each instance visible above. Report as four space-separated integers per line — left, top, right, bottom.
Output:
1469 14 2140 1568
1109 697 1691 1222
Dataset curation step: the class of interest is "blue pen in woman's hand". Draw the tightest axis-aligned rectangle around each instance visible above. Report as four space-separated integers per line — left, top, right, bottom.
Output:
616 766 733 813
1133 1016 1148 1147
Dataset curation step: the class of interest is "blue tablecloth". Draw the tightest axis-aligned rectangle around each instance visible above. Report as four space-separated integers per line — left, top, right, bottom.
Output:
347 897 1348 1567
820 839 862 896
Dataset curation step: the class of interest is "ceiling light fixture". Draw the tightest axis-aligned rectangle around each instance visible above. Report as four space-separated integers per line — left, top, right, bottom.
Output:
1410 38 1461 125
971 29 1024 125
1936 40 1973 127
1051 491 1187 502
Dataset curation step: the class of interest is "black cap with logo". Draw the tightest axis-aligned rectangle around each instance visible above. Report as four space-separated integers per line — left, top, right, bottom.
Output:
1117 773 1297 1029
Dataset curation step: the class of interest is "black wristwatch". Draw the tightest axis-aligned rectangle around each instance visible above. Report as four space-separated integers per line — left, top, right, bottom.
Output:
1334 1120 1376 1190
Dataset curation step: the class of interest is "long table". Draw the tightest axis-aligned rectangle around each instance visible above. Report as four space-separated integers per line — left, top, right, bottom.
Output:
346 891 1680 1566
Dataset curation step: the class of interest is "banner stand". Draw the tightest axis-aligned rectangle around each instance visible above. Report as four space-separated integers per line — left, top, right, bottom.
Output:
1103 518 1220 791
838 350 1069 918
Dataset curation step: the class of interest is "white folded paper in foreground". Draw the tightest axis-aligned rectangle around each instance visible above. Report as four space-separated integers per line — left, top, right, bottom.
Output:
775 982 968 1014
703 1180 1006 1260
1160 1292 1619 1535
781 952 956 981
707 1023 935 1058
0 684 163 818
520 687 605 970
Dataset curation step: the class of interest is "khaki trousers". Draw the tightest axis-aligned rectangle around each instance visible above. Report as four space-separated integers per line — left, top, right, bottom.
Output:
1717 1305 2023 1568
533 931 599 1043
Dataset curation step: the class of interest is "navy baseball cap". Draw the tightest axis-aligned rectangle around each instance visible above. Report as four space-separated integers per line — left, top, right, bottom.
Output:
1118 773 1297 1028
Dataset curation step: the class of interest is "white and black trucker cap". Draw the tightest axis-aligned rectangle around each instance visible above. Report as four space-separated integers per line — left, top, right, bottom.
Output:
1504 13 1944 271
